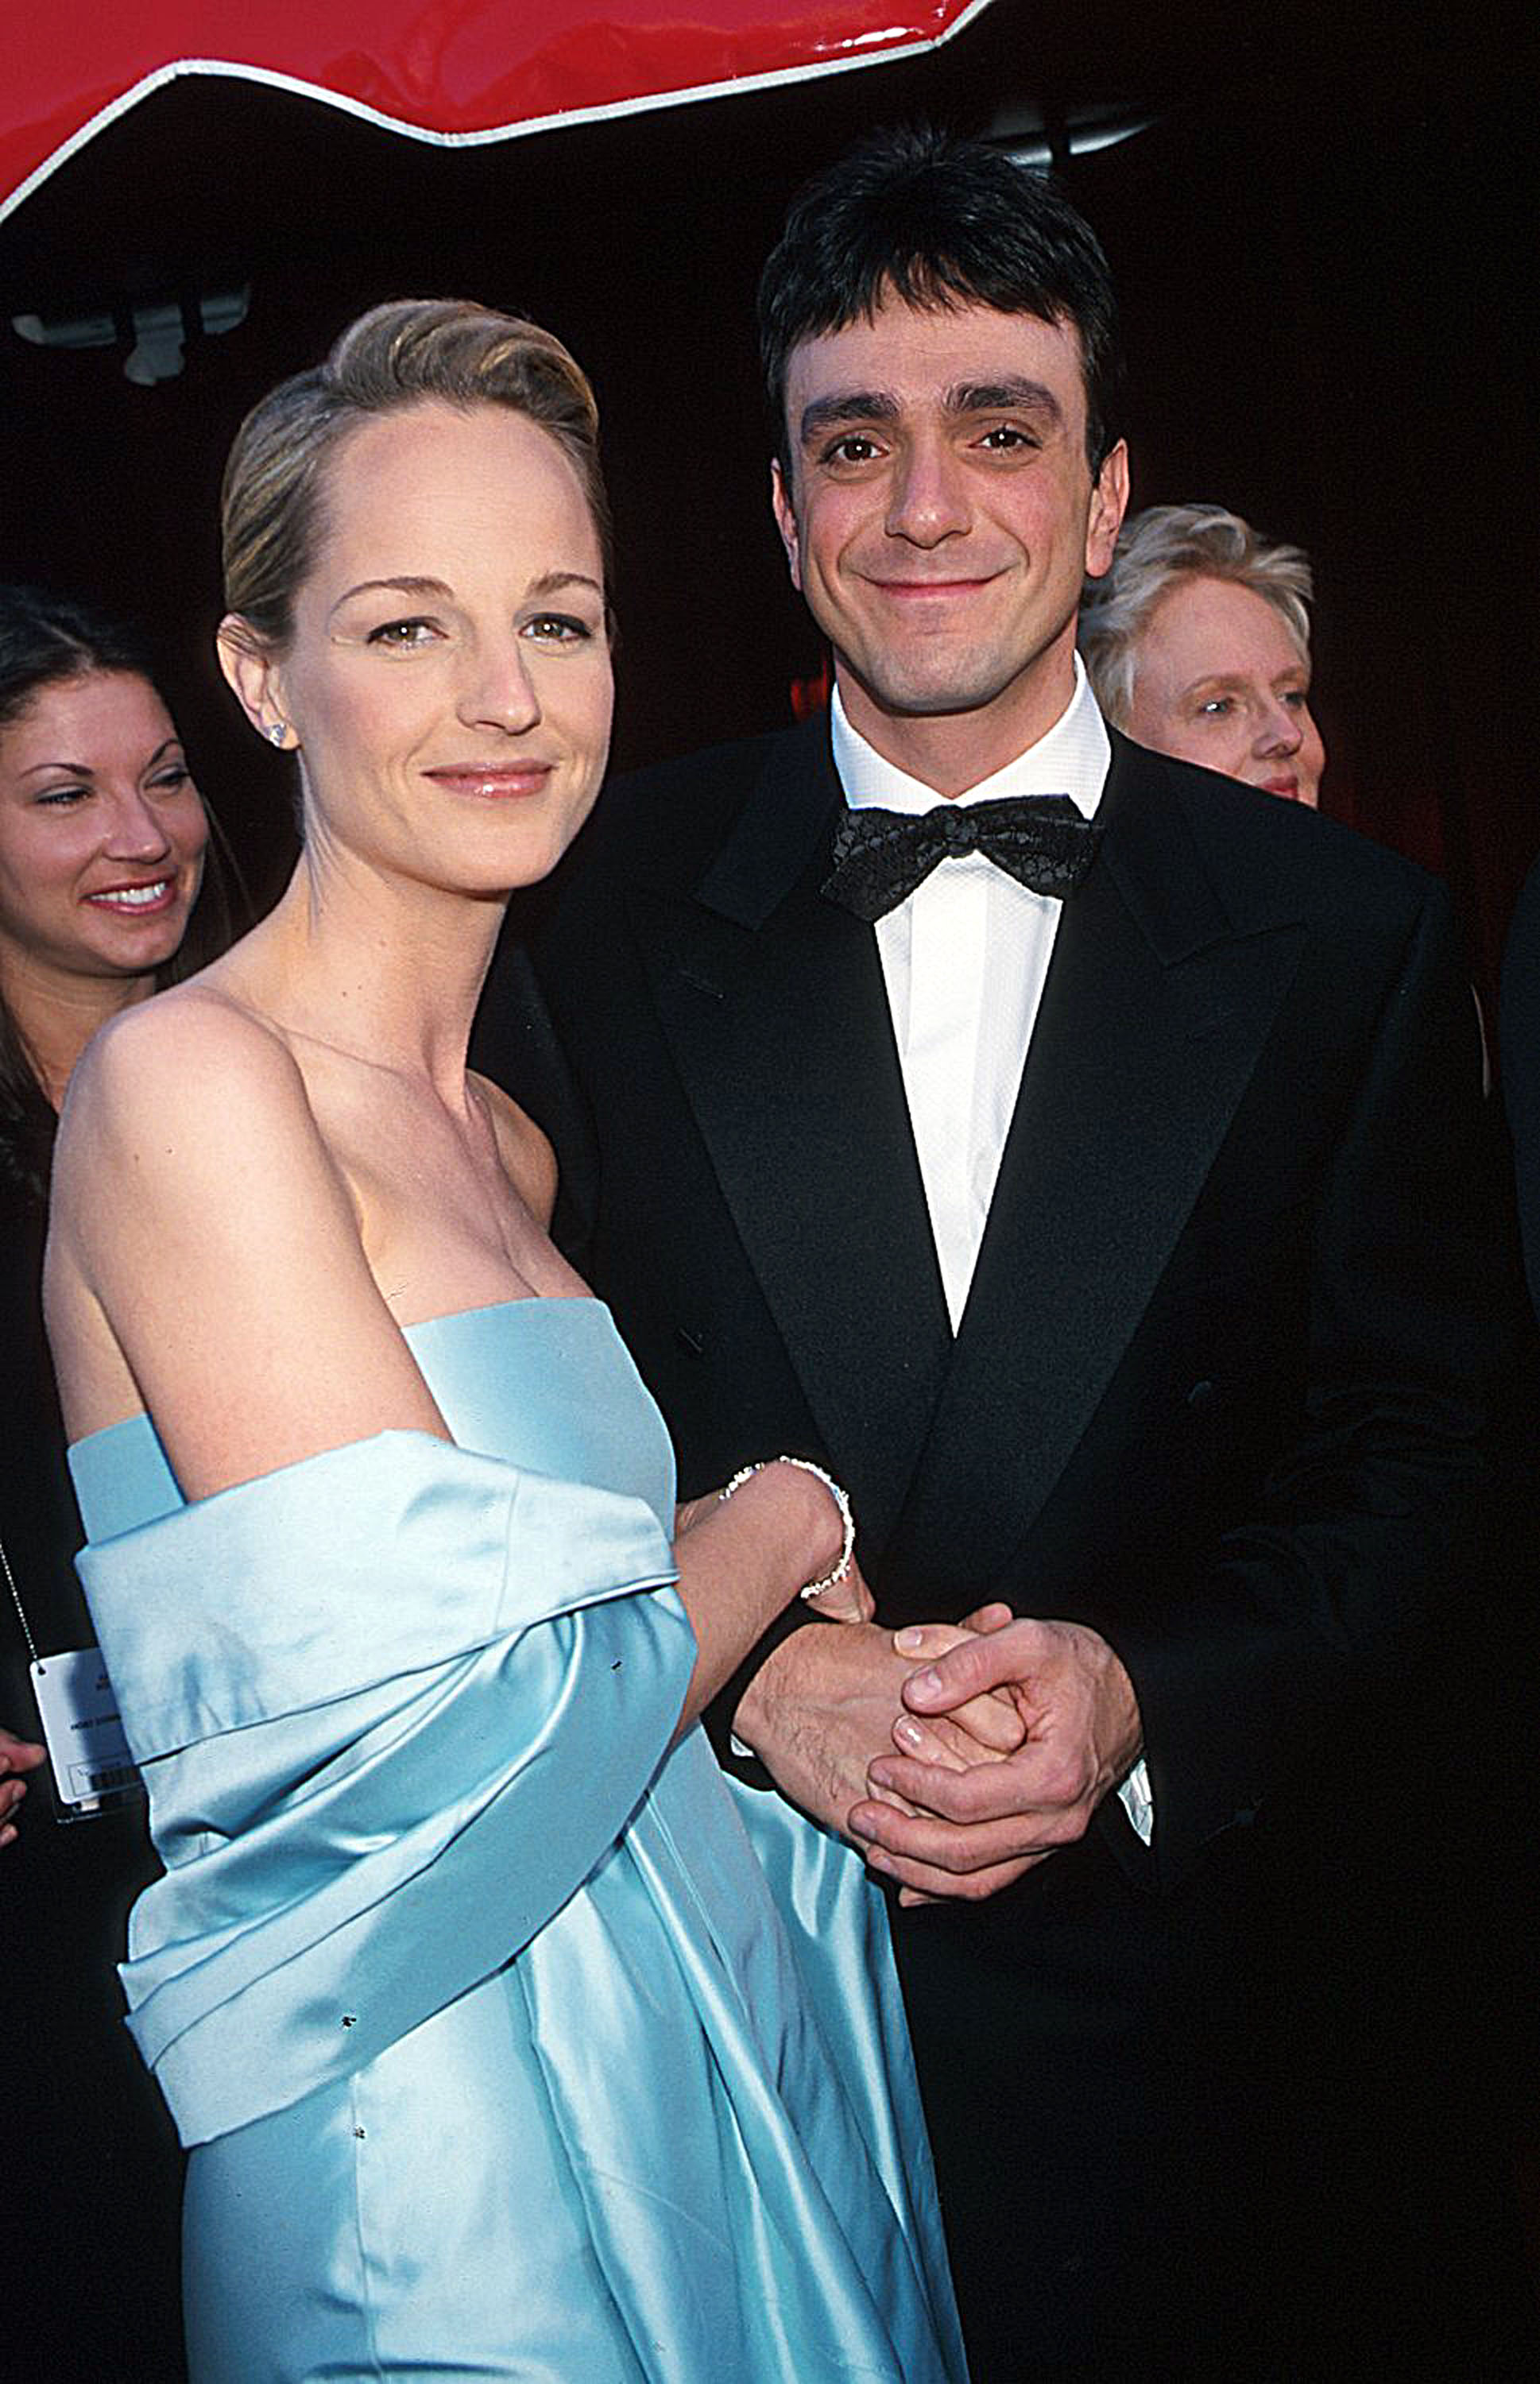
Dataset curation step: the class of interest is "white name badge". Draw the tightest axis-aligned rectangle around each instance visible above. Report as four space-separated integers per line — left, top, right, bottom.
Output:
29 1646 143 1817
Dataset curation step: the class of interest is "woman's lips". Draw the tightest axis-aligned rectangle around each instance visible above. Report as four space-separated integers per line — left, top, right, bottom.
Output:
424 764 553 799
85 877 177 913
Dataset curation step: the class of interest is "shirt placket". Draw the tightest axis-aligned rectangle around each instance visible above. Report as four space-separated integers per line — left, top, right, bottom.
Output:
903 857 989 1332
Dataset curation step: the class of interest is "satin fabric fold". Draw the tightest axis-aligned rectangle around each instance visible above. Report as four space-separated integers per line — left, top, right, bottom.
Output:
73 1423 688 2146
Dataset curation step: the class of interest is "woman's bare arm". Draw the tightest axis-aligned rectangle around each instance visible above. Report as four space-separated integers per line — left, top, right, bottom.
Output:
667 1466 853 1733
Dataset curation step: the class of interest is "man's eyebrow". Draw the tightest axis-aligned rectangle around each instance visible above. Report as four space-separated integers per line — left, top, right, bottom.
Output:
946 377 1065 422
797 391 900 447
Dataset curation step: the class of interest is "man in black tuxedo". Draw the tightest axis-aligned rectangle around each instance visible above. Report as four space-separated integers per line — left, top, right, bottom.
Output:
478 130 1524 2379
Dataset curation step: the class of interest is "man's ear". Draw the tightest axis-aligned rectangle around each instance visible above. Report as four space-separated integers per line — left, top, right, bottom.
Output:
216 616 293 748
1084 440 1130 582
770 459 803 592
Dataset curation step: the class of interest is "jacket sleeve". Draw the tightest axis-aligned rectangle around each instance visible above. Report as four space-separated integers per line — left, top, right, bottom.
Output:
1111 881 1523 1880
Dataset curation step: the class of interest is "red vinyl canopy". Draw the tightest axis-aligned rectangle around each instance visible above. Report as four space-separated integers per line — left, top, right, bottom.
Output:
2 1 996 224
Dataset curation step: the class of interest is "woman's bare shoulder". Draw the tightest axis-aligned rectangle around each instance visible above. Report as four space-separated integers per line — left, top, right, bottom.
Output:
58 985 319 1180
48 989 446 1488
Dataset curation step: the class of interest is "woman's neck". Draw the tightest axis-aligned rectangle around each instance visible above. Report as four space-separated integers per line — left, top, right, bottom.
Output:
0 954 157 1113
228 851 506 1101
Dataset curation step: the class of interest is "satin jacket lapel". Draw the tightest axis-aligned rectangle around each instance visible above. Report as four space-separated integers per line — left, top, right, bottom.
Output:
897 737 1311 1582
626 720 953 1543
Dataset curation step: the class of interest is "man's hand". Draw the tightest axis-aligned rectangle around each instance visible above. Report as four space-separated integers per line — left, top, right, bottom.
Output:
849 1617 1143 1902
733 1620 1023 1840
0 1726 46 1849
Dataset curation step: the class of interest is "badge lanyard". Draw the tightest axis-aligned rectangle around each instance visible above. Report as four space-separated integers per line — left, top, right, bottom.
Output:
1 1527 143 1821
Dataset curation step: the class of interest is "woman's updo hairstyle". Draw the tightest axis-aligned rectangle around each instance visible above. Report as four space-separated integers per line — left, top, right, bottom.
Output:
221 300 610 649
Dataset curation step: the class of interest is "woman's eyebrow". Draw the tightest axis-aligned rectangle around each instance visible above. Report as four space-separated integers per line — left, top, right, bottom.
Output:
526 571 606 600
331 574 453 613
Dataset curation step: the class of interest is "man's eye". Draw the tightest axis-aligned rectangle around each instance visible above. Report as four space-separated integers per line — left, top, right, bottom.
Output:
368 617 439 648
522 613 594 645
1198 699 1234 718
822 435 882 466
978 424 1039 451
1282 689 1311 710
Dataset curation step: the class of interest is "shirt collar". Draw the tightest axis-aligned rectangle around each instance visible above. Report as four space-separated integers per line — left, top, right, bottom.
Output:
830 650 1111 821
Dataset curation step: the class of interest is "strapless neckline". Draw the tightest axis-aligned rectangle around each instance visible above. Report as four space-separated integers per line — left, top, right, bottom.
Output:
68 1292 604 1461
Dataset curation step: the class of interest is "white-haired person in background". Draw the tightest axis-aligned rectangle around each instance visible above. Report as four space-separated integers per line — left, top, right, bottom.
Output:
1080 501 1325 807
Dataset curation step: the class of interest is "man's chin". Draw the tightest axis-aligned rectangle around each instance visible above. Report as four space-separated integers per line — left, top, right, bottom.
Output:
845 664 1020 722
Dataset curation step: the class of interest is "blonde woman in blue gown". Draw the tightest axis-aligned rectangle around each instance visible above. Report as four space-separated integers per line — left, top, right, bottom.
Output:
44 304 969 2383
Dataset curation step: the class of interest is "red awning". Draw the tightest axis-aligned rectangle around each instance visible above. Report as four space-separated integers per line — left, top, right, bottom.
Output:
2 2 997 224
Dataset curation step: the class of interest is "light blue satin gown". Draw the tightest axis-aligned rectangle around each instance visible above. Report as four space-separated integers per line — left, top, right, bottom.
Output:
70 1298 966 2383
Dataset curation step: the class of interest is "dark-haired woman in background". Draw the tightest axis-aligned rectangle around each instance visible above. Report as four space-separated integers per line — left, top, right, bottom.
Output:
0 583 232 2378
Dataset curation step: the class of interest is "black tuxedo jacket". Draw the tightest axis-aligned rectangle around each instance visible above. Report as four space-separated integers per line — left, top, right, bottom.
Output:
478 718 1511 1889
1501 848 1540 1319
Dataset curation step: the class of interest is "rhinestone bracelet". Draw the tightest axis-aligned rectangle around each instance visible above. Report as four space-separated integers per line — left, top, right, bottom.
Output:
718 1456 855 1599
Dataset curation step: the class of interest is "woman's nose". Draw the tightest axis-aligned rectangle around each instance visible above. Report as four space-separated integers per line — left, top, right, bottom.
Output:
459 640 542 733
103 787 175 861
1256 699 1303 757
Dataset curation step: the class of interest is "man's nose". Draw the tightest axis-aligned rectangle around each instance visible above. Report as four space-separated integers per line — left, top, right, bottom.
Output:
459 637 542 734
103 787 175 861
885 437 970 546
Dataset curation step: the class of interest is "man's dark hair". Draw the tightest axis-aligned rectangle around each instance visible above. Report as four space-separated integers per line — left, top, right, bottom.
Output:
758 125 1123 475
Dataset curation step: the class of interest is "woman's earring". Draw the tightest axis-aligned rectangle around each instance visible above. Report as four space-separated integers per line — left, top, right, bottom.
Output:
267 720 288 748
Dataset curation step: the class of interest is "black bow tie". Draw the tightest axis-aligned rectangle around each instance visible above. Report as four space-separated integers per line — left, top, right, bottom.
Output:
822 795 1103 923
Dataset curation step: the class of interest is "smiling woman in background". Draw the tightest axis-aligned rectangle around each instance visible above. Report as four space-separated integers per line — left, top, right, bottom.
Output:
1079 502 1326 807
0 583 233 2380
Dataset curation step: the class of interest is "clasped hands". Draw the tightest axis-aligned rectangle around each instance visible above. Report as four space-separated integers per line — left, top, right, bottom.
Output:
733 1603 1143 1905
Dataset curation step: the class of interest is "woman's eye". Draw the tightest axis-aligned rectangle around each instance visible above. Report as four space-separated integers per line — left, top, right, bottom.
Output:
367 617 440 648
148 767 192 795
37 784 89 807
522 613 594 645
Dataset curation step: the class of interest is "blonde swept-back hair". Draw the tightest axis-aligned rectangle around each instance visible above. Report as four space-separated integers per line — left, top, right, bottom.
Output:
1078 503 1314 730
221 299 609 647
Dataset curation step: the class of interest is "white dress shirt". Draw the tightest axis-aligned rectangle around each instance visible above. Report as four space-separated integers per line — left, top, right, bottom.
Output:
831 654 1110 1333
830 656 1153 1842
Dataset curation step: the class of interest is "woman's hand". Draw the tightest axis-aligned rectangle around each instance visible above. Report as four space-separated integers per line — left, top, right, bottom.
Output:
800 1555 876 1626
0 1725 47 1848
